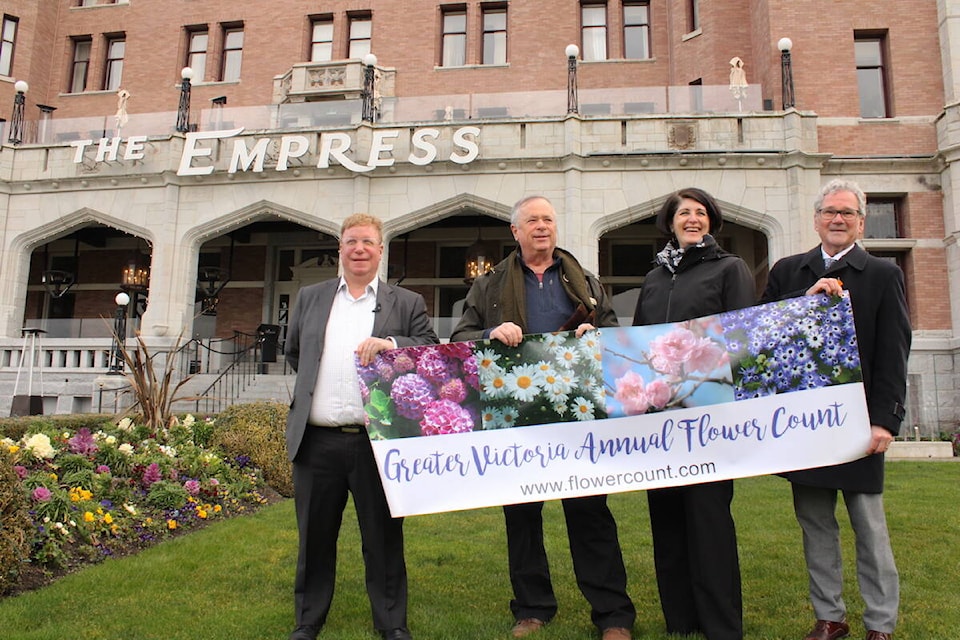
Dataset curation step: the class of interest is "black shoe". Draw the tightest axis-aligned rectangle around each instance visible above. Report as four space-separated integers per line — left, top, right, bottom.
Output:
289 625 320 640
382 628 412 640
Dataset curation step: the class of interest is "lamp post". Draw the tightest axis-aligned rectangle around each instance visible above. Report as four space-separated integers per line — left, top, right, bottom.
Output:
8 80 28 145
361 53 378 123
175 66 194 133
566 44 580 114
110 292 130 374
778 37 795 110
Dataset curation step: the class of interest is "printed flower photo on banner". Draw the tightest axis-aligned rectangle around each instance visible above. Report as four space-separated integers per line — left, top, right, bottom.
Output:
602 318 734 418
720 293 862 400
477 330 607 427
357 342 481 439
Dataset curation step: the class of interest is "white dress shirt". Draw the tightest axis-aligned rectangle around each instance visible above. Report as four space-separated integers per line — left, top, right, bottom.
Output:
308 277 378 426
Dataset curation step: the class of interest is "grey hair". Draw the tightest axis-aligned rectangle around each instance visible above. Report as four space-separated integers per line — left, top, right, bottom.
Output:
814 179 867 216
511 195 554 226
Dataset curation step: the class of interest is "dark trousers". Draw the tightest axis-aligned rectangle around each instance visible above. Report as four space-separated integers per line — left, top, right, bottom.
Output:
505 494 636 630
292 426 408 633
647 480 743 640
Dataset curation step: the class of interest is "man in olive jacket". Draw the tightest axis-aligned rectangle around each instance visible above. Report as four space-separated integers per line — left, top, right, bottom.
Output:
452 195 635 640
761 179 911 640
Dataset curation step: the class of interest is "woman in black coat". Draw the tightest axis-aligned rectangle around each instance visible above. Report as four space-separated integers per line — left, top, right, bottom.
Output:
632 188 755 640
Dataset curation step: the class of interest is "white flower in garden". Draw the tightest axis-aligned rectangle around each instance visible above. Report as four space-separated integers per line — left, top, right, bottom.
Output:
124 503 137 515
183 414 196 428
571 396 595 421
504 364 542 403
117 417 133 432
481 406 504 430
118 443 134 456
159 445 177 458
591 383 606 406
1 437 14 448
105 435 117 445
554 403 568 416
23 433 56 459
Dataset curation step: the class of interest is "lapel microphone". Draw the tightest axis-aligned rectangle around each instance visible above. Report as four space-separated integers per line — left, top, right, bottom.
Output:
373 303 382 313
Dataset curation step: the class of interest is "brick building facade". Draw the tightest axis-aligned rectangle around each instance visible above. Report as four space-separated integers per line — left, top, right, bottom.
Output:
0 0 956 433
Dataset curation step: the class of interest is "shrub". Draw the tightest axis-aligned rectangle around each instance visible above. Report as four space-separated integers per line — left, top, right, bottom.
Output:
0 450 31 595
212 402 293 497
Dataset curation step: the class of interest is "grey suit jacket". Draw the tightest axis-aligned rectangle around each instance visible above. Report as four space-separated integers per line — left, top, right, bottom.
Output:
284 278 438 460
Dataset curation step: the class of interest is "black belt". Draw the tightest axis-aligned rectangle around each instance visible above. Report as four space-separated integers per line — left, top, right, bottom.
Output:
311 424 365 434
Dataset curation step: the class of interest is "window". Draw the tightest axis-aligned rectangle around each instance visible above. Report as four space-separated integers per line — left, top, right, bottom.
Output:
310 17 333 62
623 2 650 59
103 36 125 90
687 0 699 32
481 5 507 65
441 8 466 67
0 15 17 77
69 37 91 92
186 28 208 81
855 32 889 118
581 3 607 61
865 198 902 239
348 15 371 58
221 25 243 82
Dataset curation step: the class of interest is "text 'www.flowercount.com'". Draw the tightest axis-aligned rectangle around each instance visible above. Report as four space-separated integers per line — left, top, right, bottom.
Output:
518 461 719 497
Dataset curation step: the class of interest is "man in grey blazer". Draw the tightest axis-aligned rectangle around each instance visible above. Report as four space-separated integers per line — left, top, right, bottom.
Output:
761 179 911 640
285 214 438 640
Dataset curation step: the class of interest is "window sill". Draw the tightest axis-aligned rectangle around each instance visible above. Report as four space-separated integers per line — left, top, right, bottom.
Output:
434 63 510 71
681 28 702 42
862 238 915 251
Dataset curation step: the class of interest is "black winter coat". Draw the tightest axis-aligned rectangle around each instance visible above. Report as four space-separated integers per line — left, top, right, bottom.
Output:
633 236 756 326
760 244 911 493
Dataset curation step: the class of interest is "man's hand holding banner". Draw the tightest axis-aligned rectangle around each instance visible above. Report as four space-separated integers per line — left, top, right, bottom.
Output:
358 294 871 517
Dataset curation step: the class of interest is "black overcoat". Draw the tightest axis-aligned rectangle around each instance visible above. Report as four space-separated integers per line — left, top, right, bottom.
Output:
761 244 911 493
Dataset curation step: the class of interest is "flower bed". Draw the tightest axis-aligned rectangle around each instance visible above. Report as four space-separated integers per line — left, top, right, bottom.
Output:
1 414 275 596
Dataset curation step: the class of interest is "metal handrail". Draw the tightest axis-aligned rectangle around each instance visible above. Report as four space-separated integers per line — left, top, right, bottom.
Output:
191 331 261 414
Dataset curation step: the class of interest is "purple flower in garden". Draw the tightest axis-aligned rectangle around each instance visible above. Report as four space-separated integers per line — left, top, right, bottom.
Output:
420 399 475 436
96 465 111 474
14 465 28 479
438 378 468 404
32 487 52 502
184 479 201 495
100 499 113 509
416 349 457 385
142 463 162 487
208 478 220 487
390 373 436 420
68 428 99 456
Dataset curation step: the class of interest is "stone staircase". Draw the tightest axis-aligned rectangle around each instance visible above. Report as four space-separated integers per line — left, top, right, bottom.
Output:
171 360 295 414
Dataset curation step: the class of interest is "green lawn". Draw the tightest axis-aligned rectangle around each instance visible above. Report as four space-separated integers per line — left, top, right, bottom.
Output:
2 461 958 640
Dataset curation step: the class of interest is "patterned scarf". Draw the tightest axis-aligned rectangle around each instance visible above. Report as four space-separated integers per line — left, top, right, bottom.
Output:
655 235 712 273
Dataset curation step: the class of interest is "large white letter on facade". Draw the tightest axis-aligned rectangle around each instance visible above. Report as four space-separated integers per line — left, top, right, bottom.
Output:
409 128 439 166
450 126 481 164
316 132 372 173
178 127 245 176
276 135 310 171
229 137 271 173
366 130 400 168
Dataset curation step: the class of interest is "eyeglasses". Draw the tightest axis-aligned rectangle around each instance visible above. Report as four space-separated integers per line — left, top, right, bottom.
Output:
817 208 861 220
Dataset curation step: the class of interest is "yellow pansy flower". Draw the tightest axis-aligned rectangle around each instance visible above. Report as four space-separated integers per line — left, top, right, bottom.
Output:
83 512 95 522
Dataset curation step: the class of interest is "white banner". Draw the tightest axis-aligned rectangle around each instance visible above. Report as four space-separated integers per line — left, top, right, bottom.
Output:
360 294 869 517
371 383 870 516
